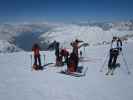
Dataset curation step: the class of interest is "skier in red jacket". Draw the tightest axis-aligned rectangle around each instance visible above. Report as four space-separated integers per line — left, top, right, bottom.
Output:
32 43 42 70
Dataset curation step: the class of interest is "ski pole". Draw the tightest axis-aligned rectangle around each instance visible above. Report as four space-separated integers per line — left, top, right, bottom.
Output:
43 54 45 65
30 54 32 66
100 53 109 72
30 54 33 71
84 47 85 53
121 52 131 74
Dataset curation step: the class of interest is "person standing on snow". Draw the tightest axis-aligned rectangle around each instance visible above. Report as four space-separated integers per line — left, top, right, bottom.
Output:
71 39 80 57
32 43 42 70
107 36 122 75
55 42 60 60
67 39 80 72
55 42 63 66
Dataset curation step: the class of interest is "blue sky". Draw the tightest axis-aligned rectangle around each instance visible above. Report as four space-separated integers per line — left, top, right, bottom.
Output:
0 0 133 23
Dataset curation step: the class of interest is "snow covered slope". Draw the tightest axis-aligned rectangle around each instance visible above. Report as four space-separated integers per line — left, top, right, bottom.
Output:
40 22 133 48
0 40 133 100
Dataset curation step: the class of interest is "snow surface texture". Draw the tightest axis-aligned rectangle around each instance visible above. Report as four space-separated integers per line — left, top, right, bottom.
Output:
0 40 133 100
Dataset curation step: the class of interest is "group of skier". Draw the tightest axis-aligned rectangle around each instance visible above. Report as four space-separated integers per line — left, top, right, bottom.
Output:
32 36 123 75
53 39 82 72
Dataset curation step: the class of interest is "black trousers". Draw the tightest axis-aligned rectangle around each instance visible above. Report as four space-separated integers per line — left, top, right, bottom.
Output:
108 49 119 69
67 53 79 72
74 55 79 71
34 55 41 66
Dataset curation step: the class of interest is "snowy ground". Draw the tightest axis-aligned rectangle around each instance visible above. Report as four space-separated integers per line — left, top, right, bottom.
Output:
0 41 133 100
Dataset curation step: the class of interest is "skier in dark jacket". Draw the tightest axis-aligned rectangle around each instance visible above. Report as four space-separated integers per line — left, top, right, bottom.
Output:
55 42 60 60
55 42 63 66
66 39 81 72
70 40 80 70
47 40 57 50
106 36 122 75
67 52 78 72
32 43 42 70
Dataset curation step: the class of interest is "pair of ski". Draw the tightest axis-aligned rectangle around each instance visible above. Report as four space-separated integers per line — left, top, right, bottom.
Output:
32 62 54 71
59 66 88 77
105 69 115 76
105 63 120 76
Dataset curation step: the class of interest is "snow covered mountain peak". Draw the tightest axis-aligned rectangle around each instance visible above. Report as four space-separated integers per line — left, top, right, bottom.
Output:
0 40 21 53
40 20 133 48
0 20 133 52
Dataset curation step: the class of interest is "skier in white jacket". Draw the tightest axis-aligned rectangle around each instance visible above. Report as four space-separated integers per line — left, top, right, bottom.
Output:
106 36 122 75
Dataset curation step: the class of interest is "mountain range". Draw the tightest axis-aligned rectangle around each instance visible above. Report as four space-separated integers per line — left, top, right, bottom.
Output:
0 20 133 52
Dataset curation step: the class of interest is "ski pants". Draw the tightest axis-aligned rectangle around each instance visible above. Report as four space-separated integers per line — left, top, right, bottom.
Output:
34 55 41 66
108 49 119 69
74 56 79 71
